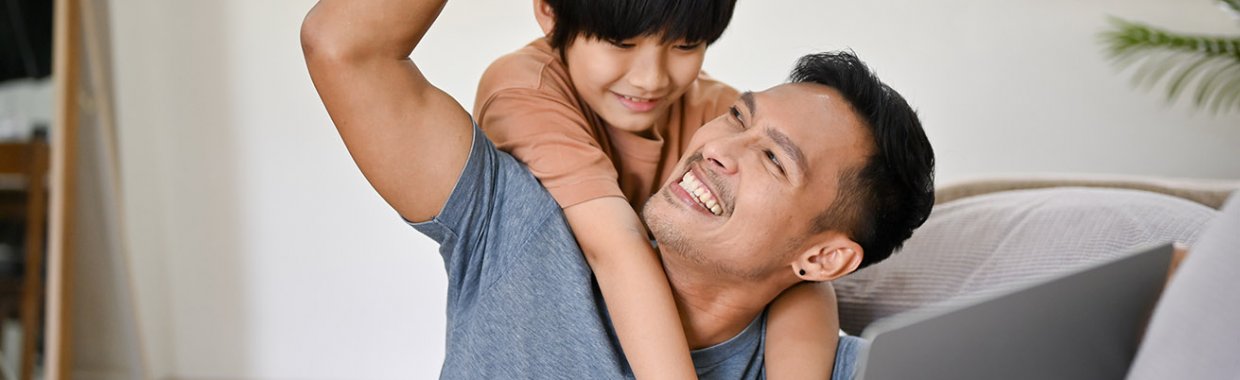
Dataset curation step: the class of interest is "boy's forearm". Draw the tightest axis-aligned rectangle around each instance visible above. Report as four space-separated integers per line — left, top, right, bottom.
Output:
764 281 839 380
591 241 699 380
565 198 699 380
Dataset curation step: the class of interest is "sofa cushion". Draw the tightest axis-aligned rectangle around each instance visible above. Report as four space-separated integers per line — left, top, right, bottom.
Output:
834 187 1219 335
1127 192 1240 379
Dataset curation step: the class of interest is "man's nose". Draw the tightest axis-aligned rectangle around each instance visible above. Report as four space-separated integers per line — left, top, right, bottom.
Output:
627 49 670 93
700 138 740 176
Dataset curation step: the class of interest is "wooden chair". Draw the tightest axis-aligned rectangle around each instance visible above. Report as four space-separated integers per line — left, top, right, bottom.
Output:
0 135 50 380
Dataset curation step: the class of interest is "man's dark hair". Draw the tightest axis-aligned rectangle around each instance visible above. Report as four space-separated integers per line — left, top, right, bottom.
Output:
790 51 936 270
543 0 738 50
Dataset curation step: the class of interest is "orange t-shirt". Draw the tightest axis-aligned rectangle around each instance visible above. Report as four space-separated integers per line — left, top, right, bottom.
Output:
474 38 739 210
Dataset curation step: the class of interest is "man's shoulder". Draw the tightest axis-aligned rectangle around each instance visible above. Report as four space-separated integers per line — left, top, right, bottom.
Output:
408 123 564 246
430 131 628 377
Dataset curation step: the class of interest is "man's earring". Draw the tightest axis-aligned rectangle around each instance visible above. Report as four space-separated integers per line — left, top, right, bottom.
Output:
799 269 806 276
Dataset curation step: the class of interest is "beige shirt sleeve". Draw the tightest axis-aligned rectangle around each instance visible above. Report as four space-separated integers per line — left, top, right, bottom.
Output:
697 74 742 125
477 87 626 208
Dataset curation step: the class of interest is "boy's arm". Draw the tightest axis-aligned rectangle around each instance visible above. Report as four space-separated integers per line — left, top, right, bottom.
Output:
301 0 469 222
764 282 840 379
564 198 699 380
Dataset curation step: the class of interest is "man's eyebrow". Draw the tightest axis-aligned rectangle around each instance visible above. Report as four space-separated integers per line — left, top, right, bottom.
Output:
740 91 756 116
765 126 807 175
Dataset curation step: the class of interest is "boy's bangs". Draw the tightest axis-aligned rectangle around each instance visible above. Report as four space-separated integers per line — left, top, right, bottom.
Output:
550 0 737 48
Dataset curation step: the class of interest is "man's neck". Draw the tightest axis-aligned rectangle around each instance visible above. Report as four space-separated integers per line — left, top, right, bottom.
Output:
662 255 790 349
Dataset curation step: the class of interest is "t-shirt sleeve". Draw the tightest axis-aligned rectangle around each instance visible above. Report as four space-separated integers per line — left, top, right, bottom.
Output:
407 123 564 295
476 87 626 208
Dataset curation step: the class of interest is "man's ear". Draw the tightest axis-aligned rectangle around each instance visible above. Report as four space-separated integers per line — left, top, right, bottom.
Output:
533 0 555 36
791 235 863 282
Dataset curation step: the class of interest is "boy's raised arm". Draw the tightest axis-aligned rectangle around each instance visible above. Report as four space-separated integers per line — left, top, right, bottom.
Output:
302 0 471 222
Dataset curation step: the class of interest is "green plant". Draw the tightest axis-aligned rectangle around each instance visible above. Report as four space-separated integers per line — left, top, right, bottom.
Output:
1100 0 1240 114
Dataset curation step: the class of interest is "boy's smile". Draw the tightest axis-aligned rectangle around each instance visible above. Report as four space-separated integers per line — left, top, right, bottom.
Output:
614 93 662 113
563 34 706 137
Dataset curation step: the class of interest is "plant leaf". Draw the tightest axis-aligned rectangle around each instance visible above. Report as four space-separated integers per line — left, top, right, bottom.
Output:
1166 54 1216 100
1222 0 1240 18
1100 16 1240 114
1210 72 1240 114
1195 60 1240 107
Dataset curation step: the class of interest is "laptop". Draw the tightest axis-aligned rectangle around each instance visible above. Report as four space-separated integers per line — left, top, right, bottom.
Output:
855 243 1173 380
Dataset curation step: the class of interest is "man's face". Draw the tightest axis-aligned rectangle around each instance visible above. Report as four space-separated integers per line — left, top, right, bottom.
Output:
643 83 873 280
562 35 706 135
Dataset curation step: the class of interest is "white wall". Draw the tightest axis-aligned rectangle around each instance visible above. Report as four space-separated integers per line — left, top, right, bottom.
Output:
108 0 1240 379
0 78 51 140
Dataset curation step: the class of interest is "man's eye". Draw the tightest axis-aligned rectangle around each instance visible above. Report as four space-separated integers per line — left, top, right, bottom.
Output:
729 106 742 123
766 151 784 172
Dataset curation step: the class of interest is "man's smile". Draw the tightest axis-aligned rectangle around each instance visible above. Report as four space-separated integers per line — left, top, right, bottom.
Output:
676 170 724 216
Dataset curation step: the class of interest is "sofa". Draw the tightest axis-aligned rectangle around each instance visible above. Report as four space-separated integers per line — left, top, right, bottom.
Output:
832 174 1240 378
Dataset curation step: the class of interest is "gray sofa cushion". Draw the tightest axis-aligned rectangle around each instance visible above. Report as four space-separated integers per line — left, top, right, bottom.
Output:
835 187 1219 335
1127 192 1240 380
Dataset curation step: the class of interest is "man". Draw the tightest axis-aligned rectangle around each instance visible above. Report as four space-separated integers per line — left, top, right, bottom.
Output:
301 0 934 378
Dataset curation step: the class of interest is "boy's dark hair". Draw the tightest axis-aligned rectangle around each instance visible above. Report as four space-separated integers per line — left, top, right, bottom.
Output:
789 51 936 270
544 0 738 50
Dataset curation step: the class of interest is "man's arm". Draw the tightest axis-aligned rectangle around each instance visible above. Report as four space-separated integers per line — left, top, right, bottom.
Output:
302 0 469 222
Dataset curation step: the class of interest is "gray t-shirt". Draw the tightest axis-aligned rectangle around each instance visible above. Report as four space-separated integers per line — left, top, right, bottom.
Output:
409 125 767 379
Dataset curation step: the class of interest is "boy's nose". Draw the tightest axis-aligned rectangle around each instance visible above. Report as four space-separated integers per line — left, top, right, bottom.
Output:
627 50 670 94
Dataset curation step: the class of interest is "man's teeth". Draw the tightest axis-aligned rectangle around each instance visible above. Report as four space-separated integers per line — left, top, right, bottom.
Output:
678 172 723 215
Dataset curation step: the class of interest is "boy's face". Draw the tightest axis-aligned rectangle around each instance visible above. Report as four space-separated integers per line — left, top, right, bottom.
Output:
562 35 706 136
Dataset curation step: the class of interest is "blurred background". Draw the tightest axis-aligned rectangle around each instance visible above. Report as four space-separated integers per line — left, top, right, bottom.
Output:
2 0 1237 379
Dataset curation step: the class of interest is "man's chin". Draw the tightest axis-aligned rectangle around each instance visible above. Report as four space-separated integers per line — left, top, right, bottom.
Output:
640 193 672 242
642 194 708 266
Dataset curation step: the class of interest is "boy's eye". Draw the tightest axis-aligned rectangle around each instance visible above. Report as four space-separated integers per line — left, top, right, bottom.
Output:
674 42 703 51
607 39 636 49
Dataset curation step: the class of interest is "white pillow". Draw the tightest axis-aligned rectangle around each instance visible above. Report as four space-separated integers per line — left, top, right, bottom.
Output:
834 187 1218 335
1127 192 1240 379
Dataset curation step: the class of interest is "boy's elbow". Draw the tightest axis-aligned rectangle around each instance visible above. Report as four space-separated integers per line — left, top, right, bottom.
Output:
580 246 613 268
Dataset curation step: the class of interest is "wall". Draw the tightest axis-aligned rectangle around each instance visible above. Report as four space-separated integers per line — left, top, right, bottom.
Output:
71 0 145 377
107 0 1240 379
0 79 51 139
